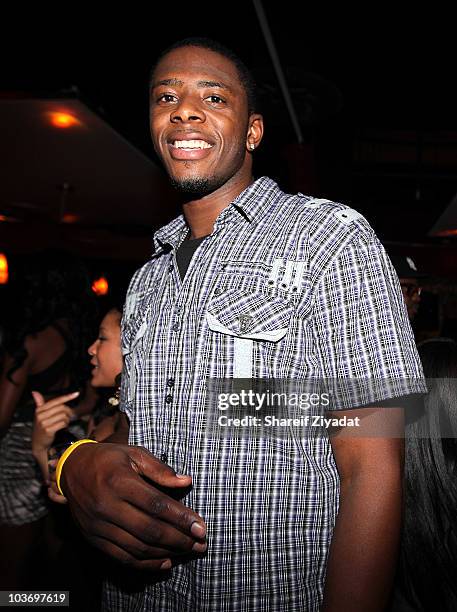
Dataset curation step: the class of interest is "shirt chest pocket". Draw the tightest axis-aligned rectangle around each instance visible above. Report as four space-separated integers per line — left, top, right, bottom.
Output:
206 289 295 378
121 288 158 359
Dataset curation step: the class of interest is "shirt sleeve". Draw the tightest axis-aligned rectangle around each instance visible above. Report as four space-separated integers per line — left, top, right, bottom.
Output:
118 268 143 420
311 232 427 410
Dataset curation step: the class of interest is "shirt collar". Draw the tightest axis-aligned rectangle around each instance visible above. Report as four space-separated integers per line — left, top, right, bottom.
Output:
153 214 187 254
216 176 281 227
153 176 281 252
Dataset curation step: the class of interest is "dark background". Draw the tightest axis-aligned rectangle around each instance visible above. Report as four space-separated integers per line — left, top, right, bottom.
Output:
1 3 457 330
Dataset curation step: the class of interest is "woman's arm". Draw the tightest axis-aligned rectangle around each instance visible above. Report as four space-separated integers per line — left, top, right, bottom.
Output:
0 352 30 438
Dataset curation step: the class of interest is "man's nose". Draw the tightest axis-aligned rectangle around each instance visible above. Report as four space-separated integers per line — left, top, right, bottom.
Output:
170 96 205 123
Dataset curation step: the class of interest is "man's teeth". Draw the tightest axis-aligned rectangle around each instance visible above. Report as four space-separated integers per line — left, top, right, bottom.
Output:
173 140 212 149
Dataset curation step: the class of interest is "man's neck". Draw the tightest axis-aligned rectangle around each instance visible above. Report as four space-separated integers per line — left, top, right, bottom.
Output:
182 173 254 239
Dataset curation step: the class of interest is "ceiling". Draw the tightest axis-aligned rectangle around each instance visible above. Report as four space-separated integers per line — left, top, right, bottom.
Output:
0 96 179 259
1 3 457 270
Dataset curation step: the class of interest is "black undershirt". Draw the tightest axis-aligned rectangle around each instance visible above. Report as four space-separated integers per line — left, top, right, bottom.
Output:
175 235 207 280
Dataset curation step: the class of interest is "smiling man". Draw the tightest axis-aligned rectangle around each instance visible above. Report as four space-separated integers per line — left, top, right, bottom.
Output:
59 39 426 611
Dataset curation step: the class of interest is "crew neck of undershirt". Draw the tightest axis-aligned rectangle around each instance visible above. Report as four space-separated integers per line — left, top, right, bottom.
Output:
175 234 209 280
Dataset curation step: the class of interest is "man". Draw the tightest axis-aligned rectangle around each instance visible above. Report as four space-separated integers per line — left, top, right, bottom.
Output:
60 39 426 611
390 254 423 321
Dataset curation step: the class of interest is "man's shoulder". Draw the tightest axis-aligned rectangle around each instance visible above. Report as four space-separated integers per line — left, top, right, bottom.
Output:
128 260 155 292
276 190 376 242
262 187 382 287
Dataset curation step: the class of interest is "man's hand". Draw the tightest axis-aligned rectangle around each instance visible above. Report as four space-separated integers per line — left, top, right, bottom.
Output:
61 442 207 571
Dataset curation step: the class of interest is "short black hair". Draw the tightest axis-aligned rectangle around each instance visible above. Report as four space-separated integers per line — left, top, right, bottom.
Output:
149 37 258 115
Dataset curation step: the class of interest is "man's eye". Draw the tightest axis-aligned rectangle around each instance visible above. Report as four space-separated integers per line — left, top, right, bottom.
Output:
98 336 107 342
157 93 177 103
206 95 225 104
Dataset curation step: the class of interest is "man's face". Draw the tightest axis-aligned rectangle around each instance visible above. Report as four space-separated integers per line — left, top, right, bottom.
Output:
149 46 261 196
400 277 422 320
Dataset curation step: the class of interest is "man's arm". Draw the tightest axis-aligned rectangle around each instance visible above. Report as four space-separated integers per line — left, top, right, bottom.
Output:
322 407 404 611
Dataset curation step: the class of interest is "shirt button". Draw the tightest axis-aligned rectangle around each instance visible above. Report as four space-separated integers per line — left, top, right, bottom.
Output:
167 378 175 387
172 323 180 331
214 286 223 296
165 395 173 404
168 265 173 273
161 453 168 463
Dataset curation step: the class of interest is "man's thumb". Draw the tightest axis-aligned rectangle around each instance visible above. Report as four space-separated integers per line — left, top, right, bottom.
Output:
130 447 192 488
31 391 45 408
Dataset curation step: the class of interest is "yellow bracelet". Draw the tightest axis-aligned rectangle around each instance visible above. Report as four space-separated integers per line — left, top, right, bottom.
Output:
55 439 98 495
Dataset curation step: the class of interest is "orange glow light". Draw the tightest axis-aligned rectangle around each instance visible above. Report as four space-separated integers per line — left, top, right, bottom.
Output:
92 277 109 296
0 253 8 284
62 213 79 224
47 112 81 129
0 215 8 222
434 229 457 237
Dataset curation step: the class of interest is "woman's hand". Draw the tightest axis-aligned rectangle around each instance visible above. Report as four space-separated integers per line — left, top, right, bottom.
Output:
31 390 79 480
32 390 79 453
47 458 68 504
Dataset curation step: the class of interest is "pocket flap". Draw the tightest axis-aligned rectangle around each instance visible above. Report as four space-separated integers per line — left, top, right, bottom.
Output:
207 289 293 342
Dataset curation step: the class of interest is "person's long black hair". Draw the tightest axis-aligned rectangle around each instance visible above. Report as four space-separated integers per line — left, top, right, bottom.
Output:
5 250 97 393
399 338 457 610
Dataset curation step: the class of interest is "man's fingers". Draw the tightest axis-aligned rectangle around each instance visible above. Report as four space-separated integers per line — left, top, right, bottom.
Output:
101 501 206 553
89 535 172 571
86 519 192 561
120 475 207 539
129 447 192 488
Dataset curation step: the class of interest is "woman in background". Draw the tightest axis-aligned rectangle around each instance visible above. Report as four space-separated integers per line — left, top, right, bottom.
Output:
0 250 96 589
29 305 124 610
394 338 457 611
32 305 124 493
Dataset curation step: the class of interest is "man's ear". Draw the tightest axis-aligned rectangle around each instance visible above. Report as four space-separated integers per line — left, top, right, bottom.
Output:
246 114 264 152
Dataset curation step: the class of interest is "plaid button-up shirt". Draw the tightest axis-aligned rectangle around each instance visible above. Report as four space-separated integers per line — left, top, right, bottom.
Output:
104 177 425 611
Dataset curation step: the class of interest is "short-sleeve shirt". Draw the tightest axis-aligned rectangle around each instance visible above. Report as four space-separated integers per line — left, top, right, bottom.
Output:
104 177 426 612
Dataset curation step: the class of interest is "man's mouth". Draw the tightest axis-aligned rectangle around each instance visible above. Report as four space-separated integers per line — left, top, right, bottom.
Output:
168 137 214 160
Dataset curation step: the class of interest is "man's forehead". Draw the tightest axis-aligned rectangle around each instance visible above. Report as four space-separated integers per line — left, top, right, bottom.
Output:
152 46 242 90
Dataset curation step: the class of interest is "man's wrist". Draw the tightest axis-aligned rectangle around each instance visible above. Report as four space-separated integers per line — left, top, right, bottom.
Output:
56 439 99 495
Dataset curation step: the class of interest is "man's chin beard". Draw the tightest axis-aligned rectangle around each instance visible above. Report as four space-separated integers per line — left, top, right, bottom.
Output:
170 175 222 198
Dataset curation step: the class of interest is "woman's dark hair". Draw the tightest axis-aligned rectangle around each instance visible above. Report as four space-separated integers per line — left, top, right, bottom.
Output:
399 338 457 609
5 250 97 392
